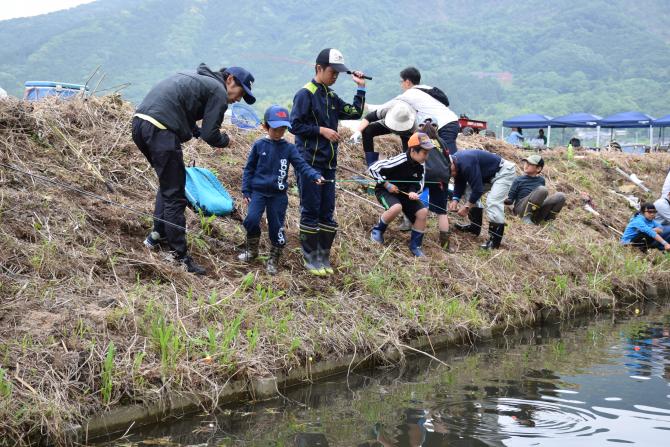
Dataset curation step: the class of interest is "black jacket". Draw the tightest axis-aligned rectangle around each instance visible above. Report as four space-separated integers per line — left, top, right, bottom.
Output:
368 151 425 193
136 63 230 148
289 80 365 169
424 136 451 183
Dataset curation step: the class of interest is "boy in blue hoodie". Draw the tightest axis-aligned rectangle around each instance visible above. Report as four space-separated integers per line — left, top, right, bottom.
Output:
620 202 670 252
239 105 323 275
290 48 367 275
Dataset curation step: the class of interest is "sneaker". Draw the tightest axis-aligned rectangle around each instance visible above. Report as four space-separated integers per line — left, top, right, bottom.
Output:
176 255 206 275
144 231 166 250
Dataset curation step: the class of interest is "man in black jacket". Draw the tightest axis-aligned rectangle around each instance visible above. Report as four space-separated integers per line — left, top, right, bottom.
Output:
132 63 255 274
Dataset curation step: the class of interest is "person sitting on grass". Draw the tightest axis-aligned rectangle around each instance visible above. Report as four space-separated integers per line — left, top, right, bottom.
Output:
368 132 433 257
620 202 670 252
505 154 566 224
239 105 323 275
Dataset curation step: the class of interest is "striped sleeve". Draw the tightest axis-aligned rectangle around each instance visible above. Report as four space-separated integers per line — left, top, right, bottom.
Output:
368 153 408 183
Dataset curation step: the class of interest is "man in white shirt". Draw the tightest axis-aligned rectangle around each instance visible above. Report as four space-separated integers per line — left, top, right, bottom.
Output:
353 66 460 166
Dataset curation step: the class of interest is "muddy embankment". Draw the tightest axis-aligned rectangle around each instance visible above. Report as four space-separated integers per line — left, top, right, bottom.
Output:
0 96 669 445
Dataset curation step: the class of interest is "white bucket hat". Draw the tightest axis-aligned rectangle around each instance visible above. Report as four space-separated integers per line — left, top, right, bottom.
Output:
384 101 417 132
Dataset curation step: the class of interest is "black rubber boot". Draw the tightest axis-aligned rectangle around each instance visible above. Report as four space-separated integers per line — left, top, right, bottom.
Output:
300 226 325 276
439 230 451 251
318 224 337 275
480 222 505 250
266 245 282 275
454 207 483 236
237 235 260 262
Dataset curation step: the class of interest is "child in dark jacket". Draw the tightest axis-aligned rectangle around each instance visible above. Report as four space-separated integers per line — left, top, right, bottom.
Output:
289 48 367 275
505 154 565 224
240 105 323 275
368 132 433 257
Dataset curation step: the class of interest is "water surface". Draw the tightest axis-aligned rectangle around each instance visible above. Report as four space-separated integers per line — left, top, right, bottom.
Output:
100 305 670 446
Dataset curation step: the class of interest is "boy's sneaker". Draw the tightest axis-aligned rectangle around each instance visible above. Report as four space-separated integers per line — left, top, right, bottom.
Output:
176 254 206 275
144 231 167 250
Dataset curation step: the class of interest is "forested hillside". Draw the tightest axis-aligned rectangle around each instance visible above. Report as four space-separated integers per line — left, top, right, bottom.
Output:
1 0 668 126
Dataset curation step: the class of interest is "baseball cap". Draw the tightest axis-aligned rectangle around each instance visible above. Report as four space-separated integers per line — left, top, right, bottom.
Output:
315 48 349 73
522 154 544 167
264 105 291 129
407 132 435 150
226 66 256 104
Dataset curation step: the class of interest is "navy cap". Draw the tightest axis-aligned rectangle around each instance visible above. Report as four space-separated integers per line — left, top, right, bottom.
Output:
264 105 291 129
226 66 256 104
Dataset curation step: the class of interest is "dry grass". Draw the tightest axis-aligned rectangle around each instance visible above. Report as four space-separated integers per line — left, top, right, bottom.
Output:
0 95 669 445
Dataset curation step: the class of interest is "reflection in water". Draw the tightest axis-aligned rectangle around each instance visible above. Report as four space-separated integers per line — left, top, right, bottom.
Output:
98 308 670 446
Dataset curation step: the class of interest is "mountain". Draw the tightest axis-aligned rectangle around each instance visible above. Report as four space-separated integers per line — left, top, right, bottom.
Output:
1 0 669 127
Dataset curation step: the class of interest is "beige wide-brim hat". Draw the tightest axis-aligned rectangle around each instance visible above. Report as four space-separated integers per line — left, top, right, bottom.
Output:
385 101 417 132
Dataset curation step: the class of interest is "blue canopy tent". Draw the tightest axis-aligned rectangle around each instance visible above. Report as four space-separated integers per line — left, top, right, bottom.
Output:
502 114 553 145
652 114 670 148
653 114 670 126
549 113 602 147
599 111 655 149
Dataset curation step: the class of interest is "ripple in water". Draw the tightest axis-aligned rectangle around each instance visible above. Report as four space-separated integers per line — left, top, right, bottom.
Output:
441 397 604 441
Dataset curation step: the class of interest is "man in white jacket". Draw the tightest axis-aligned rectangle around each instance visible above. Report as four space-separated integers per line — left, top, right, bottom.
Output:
353 67 460 166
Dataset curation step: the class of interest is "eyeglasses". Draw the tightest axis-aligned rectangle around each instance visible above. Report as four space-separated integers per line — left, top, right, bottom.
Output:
644 209 657 214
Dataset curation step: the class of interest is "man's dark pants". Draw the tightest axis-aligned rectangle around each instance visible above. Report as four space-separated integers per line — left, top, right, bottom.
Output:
298 168 337 232
362 121 410 153
438 121 460 155
132 117 188 257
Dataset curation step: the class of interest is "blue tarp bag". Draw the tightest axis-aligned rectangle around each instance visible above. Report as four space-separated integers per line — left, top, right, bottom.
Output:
185 167 234 216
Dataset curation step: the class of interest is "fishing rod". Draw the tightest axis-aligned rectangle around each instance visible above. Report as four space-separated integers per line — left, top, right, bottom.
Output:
323 179 441 184
336 163 497 234
0 162 234 249
336 165 453 215
347 70 372 80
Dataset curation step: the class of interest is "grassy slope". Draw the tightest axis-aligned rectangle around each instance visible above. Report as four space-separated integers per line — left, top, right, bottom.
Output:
0 96 669 444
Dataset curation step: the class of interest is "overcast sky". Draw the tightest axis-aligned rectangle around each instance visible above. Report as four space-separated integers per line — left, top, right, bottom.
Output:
0 0 96 21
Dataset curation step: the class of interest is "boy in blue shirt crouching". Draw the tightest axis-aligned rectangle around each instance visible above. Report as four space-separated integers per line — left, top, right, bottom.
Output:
239 105 323 275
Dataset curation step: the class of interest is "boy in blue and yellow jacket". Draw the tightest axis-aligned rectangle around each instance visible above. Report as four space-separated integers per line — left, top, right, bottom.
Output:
239 105 323 275
290 48 367 275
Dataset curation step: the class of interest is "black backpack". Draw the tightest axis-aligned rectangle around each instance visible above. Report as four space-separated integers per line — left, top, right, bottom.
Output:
416 86 450 107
